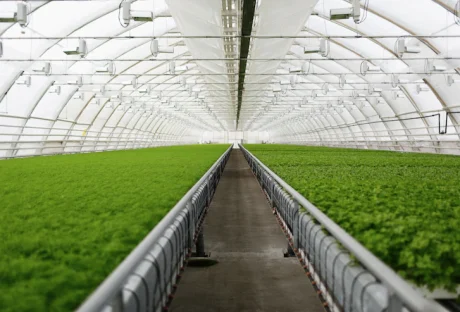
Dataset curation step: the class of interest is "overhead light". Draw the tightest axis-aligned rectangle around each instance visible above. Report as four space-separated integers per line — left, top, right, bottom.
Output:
0 11 16 23
330 0 360 23
63 39 87 58
289 66 302 73
272 84 281 92
311 90 317 99
110 93 123 101
48 86 61 95
122 78 138 88
159 46 174 54
367 85 382 95
416 84 429 94
33 62 51 75
73 92 84 100
170 61 176 75
92 86 105 94
91 99 101 105
395 38 421 57
132 11 153 22
150 39 175 57
16 76 31 87
431 64 446 72
122 97 133 105
290 75 297 88
121 1 153 26
391 74 400 88
176 65 190 72
339 99 353 105
392 91 405 100
95 62 115 75
0 3 28 27
67 76 83 87
303 38 329 57
339 75 346 89
361 61 380 75
138 86 151 94
447 75 460 86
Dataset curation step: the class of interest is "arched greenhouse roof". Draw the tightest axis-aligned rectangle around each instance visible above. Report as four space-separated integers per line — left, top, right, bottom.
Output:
1 0 460 157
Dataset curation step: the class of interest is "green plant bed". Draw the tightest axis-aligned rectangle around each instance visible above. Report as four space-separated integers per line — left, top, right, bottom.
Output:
0 144 229 311
245 144 460 292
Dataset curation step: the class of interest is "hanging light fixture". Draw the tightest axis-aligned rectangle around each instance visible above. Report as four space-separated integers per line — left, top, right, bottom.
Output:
16 76 31 87
33 62 52 75
395 38 421 57
94 62 115 75
121 1 153 26
330 0 360 23
48 86 61 95
0 2 28 27
67 76 83 87
63 39 87 58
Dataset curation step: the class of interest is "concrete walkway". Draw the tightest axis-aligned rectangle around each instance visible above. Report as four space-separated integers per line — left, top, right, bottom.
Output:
170 149 325 312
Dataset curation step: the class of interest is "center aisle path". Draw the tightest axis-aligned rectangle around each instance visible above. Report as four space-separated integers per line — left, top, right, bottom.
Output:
170 149 324 312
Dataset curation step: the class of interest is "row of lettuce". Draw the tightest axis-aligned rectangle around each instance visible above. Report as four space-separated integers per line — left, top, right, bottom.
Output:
245 144 460 292
0 145 229 311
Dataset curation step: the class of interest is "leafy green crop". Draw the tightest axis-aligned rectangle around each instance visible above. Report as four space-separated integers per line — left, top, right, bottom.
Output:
0 145 229 312
245 144 460 291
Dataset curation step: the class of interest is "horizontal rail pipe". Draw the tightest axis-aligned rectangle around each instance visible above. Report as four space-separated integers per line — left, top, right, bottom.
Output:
239 144 448 312
77 145 232 312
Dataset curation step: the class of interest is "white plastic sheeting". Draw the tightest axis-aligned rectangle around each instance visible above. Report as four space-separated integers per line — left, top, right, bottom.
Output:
241 0 460 154
1 0 460 157
0 0 223 158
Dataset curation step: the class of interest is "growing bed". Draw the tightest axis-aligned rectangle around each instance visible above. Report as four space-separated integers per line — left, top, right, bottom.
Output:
245 144 460 293
0 145 229 311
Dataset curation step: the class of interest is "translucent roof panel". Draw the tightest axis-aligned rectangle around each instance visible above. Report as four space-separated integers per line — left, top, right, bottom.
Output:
1 0 460 157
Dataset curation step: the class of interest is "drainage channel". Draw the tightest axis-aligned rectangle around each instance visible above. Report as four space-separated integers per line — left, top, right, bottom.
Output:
169 149 325 312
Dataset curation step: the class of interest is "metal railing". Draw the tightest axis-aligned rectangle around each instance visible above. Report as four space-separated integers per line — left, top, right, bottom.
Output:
77 145 232 312
239 144 448 312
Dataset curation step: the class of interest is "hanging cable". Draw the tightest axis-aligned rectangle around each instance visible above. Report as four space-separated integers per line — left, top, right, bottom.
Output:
355 0 369 24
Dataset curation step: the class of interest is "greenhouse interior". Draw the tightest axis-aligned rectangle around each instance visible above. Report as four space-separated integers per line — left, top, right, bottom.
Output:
0 0 459 311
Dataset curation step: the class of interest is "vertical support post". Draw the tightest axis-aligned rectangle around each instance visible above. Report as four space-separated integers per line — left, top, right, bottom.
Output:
387 294 403 312
285 242 296 257
111 290 123 312
186 200 195 250
292 200 300 251
195 228 206 257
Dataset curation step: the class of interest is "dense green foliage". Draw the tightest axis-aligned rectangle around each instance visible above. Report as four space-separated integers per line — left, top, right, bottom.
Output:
0 145 228 312
245 144 460 291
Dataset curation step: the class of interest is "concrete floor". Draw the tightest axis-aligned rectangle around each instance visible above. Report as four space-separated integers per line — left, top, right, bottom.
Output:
169 149 325 312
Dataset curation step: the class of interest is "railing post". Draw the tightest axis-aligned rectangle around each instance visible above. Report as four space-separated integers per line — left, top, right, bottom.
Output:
292 200 300 250
186 200 195 250
388 293 404 312
111 290 123 312
195 228 206 257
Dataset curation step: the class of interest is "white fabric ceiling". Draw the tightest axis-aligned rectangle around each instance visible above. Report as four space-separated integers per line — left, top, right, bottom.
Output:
1 0 460 157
